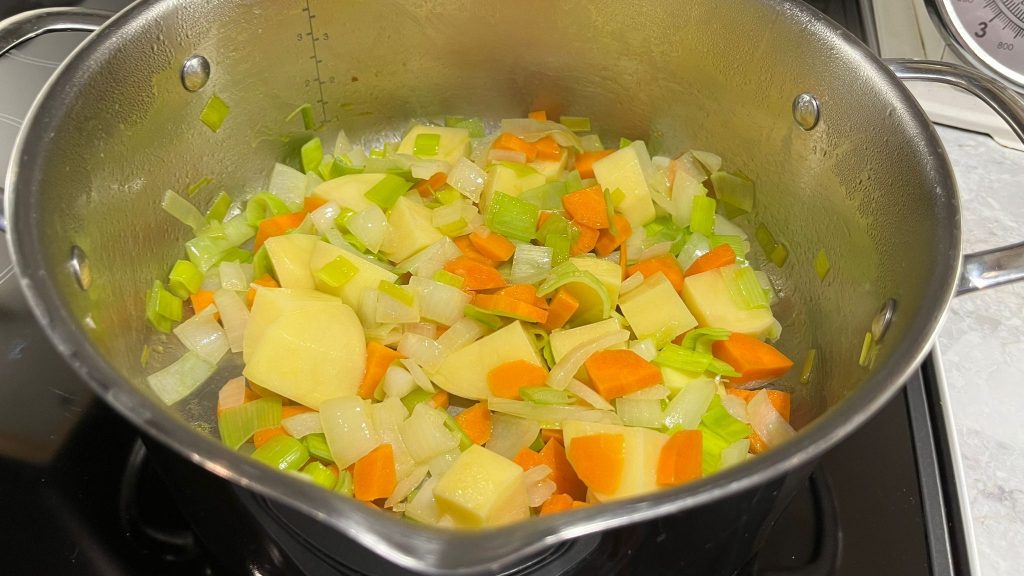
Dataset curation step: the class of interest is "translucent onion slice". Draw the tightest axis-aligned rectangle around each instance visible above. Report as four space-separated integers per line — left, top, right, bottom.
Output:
218 261 252 291
267 162 306 211
435 317 487 356
213 289 249 353
719 439 751 470
487 148 527 165
281 412 323 438
488 398 622 427
397 333 442 373
747 389 796 448
385 464 429 509
400 358 435 393
172 306 229 364
662 378 716 430
347 204 388 253
546 329 630 390
408 276 471 326
485 413 540 459
619 272 645 295
147 351 216 405
383 365 417 399
447 157 487 203
566 379 614 411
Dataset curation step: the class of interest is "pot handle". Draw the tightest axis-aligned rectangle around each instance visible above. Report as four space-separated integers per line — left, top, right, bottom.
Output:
887 59 1024 296
0 7 114 233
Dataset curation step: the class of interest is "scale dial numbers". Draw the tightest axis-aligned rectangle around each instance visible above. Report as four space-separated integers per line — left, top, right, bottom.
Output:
936 0 1024 90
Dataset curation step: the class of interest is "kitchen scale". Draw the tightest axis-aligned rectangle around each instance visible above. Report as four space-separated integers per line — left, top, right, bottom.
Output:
873 0 1024 149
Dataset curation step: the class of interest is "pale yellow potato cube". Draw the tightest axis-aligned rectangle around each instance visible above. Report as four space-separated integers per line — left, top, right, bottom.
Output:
562 420 668 502
312 173 388 213
397 125 471 164
379 197 443 263
592 141 657 227
430 321 542 400
618 272 697 342
264 233 319 289
549 317 624 362
681 264 776 338
433 445 529 528
309 241 397 308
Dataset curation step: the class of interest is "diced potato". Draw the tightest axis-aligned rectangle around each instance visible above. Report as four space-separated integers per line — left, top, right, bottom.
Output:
312 173 389 213
320 396 380 469
528 151 568 180
243 288 366 408
309 240 397 308
264 234 319 289
681 264 776 338
397 125 471 164
562 420 668 502
618 272 697 343
549 317 624 362
569 256 622 312
480 164 548 212
431 321 542 400
433 445 529 528
592 141 657 227
379 197 443 263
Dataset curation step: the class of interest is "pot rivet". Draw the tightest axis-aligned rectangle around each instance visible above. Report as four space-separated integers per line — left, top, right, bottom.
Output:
872 298 896 343
793 93 821 131
69 245 91 291
180 55 211 92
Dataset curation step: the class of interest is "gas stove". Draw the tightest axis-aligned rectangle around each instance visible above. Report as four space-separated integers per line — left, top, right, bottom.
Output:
0 1 974 575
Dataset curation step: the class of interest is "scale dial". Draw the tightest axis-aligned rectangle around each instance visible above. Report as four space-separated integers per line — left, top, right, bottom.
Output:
932 0 1024 91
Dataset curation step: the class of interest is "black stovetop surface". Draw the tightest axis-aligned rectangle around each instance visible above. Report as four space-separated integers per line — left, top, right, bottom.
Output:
0 0 970 574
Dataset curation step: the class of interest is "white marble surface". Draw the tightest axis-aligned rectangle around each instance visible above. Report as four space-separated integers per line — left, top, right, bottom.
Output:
935 125 1024 576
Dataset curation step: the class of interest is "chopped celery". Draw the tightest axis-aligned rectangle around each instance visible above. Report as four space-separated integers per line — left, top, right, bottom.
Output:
537 212 579 266
217 397 283 449
559 116 591 132
413 133 441 156
690 195 716 237
364 174 413 209
401 388 434 413
301 461 338 490
205 191 232 222
463 304 504 329
200 94 230 132
700 395 751 443
858 331 873 368
245 192 291 226
186 176 213 197
378 280 414 306
769 242 790 267
301 137 324 173
699 425 731 475
286 103 317 131
619 137 632 149
815 249 831 280
644 215 685 247
303 433 334 462
486 192 540 242
251 435 308 472
653 344 712 374
680 327 731 354
167 260 203 298
727 266 769 310
710 235 750 259
445 116 485 137
326 157 365 179
710 171 754 216
433 269 465 288
316 256 359 288
335 469 354 496
145 280 183 333
800 349 816 384
520 387 576 405
443 413 474 451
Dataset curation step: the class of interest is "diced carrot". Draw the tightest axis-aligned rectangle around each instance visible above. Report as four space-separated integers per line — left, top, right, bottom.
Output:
455 401 492 445
541 429 564 445
534 136 562 161
444 256 507 291
453 235 497 267
657 430 703 486
494 284 538 304
353 443 397 502
540 439 588 501
493 133 538 162
488 360 548 400
537 211 553 229
217 377 249 415
683 244 737 278
253 426 288 449
253 211 307 252
619 243 628 280
571 501 589 509
627 254 686 292
468 228 516 262
528 110 548 121
304 196 328 213
190 290 216 314
430 390 449 410
573 150 613 179
471 293 548 324
713 333 794 384
358 342 404 399
570 222 599 256
413 171 447 198
594 215 632 257
540 288 579 331
282 405 312 419
514 447 545 470
540 493 574 515
247 274 279 308
562 186 610 230
584 349 663 400
567 433 625 494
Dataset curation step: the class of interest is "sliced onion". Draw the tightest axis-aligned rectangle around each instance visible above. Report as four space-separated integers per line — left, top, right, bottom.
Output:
627 339 658 362
217 376 248 413
446 157 487 203
400 358 435 393
385 464 429 508
488 398 621 426
218 261 252 291
547 329 630 390
147 351 216 405
347 204 388 253
619 272 645 295
173 306 229 364
747 389 796 448
487 148 527 165
527 479 558 508
470 134 499 167
639 241 673 260
305 171 324 196
405 476 442 524
566 379 614 411
376 291 420 324
383 365 417 399
267 162 306 211
395 237 461 278
281 412 323 438
578 134 604 152
213 289 249 353
403 322 438 339
615 397 664 428
400 404 457 463
200 267 221 292
622 384 669 400
676 232 711 271
435 317 487 356
408 276 471 326
511 244 553 285
310 200 343 236
720 392 749 422
499 118 583 150
662 378 716 430
398 333 443 372
428 448 461 477
486 413 540 459
714 214 748 239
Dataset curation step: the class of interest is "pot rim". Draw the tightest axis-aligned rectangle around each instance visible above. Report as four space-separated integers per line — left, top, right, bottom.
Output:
3 0 961 572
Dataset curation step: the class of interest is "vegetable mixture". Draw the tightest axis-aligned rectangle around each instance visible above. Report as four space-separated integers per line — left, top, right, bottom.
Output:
145 111 796 528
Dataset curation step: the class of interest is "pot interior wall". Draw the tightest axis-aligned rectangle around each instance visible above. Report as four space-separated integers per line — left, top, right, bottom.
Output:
17 0 955 513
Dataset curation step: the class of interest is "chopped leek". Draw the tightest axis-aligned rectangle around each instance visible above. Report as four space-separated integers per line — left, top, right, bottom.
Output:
315 256 359 288
536 261 611 321
700 395 752 443
301 461 338 490
815 248 831 280
252 245 276 281
520 387 576 405
769 242 790 267
167 260 203 298
710 171 754 216
401 388 434 413
364 174 413 209
756 223 790 267
252 435 308 471
205 191 232 222
654 344 713 374
378 280 414 306
537 213 579 266
858 331 873 368
510 244 553 285
486 192 539 242
662 377 716 429
520 181 568 211
303 433 334 462
146 280 182 332
217 397 283 449
146 351 215 405
710 235 750 259
162 190 206 232
433 269 465 288
301 137 324 173
690 195 716 237
445 116 486 137
413 133 441 157
619 137 632 148
443 413 474 451
199 94 229 132
463 304 504 329
245 192 291 226
559 116 591 132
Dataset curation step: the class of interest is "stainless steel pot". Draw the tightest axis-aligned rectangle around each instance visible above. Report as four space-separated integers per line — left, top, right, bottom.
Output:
3 0 1023 573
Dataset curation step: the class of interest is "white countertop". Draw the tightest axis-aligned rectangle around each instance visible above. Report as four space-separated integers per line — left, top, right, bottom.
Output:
935 125 1024 576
